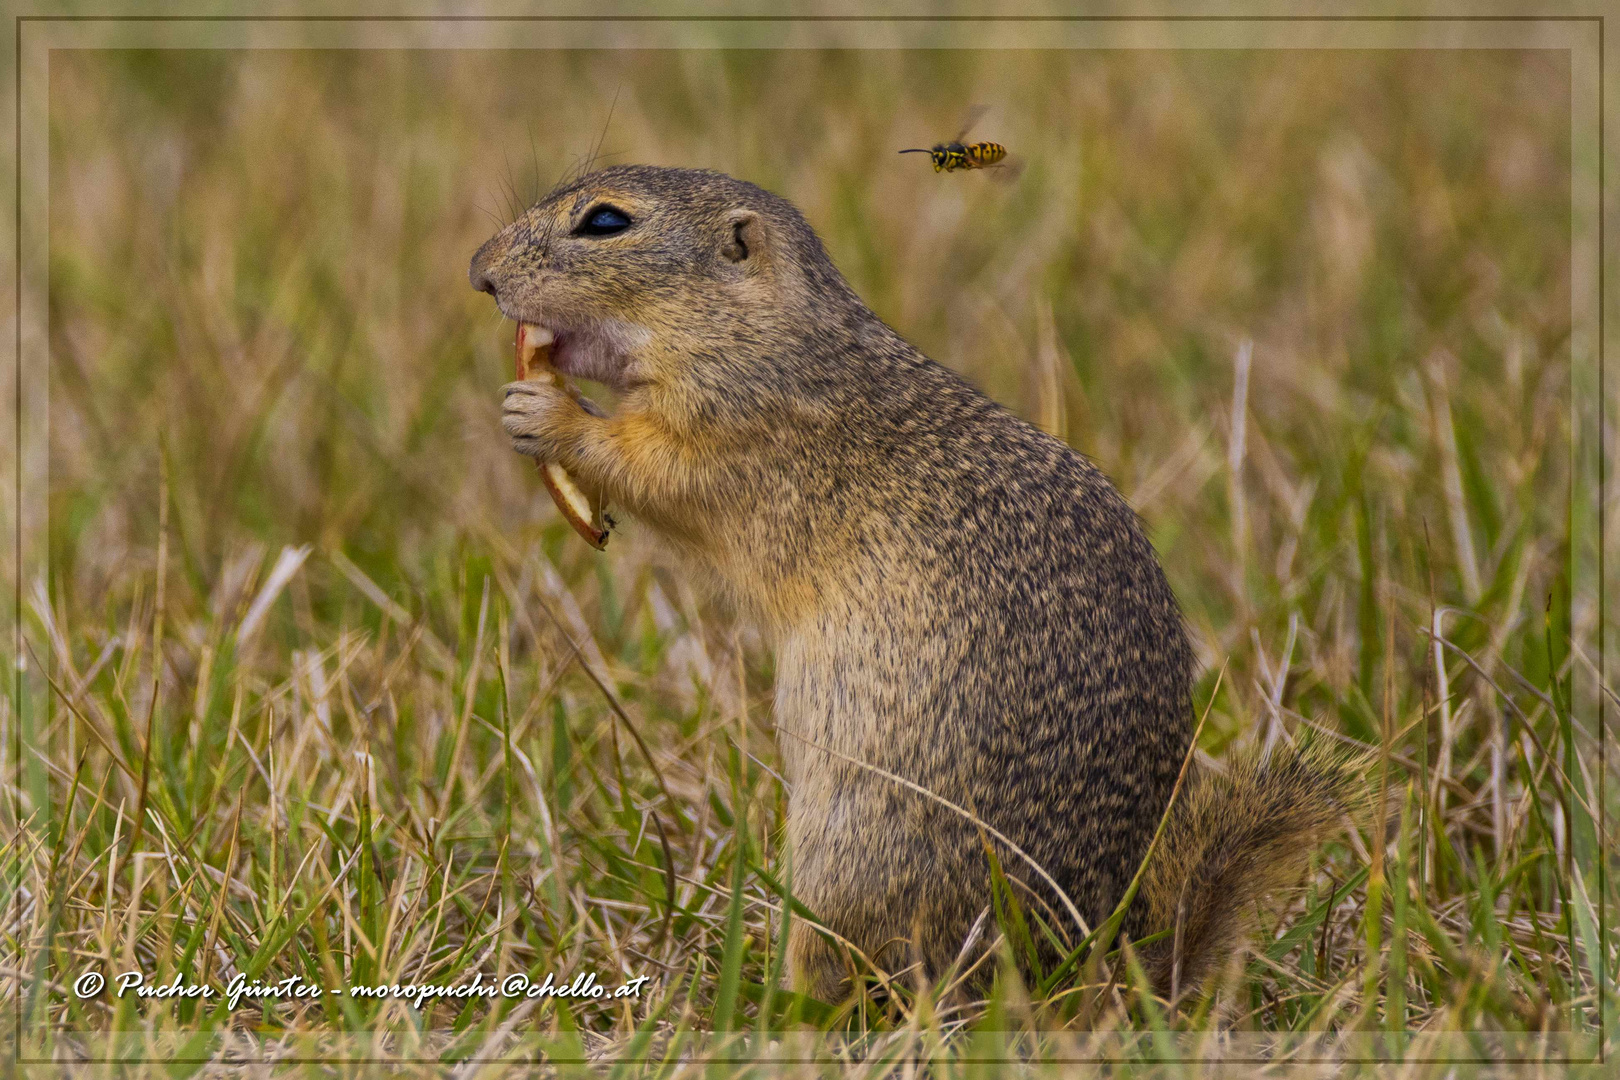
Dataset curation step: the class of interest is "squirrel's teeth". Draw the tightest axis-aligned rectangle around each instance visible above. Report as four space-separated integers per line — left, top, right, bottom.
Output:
516 322 556 380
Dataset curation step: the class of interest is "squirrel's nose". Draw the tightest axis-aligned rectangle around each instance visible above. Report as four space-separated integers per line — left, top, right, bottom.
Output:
468 238 507 298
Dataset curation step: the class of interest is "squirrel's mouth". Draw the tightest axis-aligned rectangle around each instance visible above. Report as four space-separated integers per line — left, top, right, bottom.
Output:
513 316 643 394
516 322 604 416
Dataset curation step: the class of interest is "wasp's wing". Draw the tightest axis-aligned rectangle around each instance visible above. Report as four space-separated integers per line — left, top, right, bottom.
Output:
954 103 991 144
985 153 1026 184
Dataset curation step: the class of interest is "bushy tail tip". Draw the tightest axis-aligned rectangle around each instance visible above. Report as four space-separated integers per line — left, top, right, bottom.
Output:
1137 739 1365 998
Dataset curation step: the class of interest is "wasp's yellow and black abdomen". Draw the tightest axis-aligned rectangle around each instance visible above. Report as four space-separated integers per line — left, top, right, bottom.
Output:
966 141 1008 167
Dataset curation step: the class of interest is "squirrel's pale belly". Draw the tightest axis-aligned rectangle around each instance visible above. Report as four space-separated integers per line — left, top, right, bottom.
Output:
773 622 948 955
773 604 958 780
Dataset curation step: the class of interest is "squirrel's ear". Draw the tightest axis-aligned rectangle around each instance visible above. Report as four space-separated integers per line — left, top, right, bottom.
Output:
720 209 768 269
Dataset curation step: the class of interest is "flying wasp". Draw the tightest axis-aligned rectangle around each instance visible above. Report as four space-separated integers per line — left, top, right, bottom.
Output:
899 105 1015 174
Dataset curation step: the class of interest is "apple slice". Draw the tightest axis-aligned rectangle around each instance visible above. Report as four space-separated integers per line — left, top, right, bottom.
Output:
516 322 610 550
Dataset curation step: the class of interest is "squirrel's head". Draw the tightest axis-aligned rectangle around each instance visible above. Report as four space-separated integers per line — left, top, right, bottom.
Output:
469 165 856 395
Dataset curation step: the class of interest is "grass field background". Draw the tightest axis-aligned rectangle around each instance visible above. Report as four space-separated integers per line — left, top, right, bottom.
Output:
5 45 1614 1072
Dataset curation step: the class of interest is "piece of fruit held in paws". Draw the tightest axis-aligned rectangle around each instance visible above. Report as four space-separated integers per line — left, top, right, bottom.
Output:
515 321 611 549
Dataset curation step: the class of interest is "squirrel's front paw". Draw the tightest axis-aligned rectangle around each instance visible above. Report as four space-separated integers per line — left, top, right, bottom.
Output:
502 380 587 463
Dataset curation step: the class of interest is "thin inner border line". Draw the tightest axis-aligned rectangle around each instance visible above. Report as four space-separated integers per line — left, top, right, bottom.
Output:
9 10 1606 1068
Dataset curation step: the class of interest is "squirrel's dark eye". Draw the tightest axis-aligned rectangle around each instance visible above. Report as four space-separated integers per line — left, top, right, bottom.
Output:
577 206 632 236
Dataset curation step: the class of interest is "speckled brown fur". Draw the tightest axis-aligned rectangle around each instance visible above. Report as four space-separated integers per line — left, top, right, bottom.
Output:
470 165 1356 1002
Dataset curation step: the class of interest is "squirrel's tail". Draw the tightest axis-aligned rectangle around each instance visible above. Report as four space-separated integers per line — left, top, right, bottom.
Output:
1136 740 1363 998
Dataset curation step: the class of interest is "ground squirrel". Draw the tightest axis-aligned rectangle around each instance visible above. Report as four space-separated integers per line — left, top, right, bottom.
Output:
470 165 1357 1002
